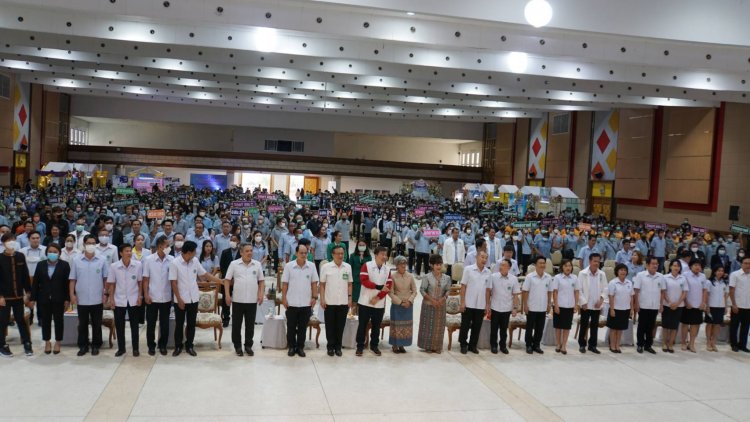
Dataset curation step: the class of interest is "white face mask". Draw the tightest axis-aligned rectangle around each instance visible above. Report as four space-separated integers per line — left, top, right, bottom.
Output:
229 241 238 249
162 246 171 255
358 245 367 252
199 212 206 217
105 223 114 231
98 236 109 245
254 236 262 242
65 241 75 249
4 241 17 252
691 247 699 252
174 241 184 249
84 244 96 254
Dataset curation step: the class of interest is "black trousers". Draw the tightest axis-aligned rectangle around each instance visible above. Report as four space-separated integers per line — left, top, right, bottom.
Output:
730 308 750 349
38 301 65 341
221 285 233 323
114 304 141 352
415 252 429 275
446 265 453 279
77 304 103 349
578 309 600 348
490 310 511 348
146 301 171 350
356 304 384 349
364 233 372 245
636 308 658 348
314 260 323 274
285 306 311 350
525 311 546 348
174 302 198 348
232 302 257 349
324 304 348 351
521 254 531 273
459 307 484 348
0 299 31 346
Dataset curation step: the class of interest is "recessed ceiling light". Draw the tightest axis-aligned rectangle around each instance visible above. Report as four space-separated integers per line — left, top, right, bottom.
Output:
524 0 553 28
406 11 415 16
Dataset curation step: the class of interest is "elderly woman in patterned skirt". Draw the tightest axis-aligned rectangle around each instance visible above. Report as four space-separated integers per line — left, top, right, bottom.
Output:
388 255 417 353
417 254 452 353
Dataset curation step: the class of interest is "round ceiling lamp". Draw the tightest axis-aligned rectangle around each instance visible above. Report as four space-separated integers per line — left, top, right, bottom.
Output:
524 0 553 28
507 52 528 73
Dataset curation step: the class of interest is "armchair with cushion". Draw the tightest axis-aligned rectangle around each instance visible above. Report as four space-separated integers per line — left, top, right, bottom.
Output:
196 287 223 349
445 286 462 350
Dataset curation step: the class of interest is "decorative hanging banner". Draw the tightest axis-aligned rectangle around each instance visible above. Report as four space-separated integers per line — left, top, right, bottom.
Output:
527 113 548 179
12 80 30 152
590 110 619 181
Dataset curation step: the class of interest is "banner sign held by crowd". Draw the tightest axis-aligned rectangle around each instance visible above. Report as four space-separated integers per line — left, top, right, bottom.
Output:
730 223 750 235
577 222 592 232
541 218 560 226
231 200 256 209
257 193 277 201
268 204 284 213
147 209 166 220
114 198 138 208
353 205 372 213
444 213 464 223
317 209 329 218
414 208 426 217
692 226 707 234
423 229 441 238
479 209 497 217
512 221 539 229
116 188 135 195
644 222 667 230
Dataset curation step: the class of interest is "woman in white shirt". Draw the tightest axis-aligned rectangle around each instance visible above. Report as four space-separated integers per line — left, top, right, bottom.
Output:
661 259 688 353
705 266 729 352
607 263 634 353
60 234 81 263
132 234 151 262
552 260 579 354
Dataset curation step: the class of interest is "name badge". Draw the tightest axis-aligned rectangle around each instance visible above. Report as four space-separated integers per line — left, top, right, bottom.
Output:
342 273 349 281
131 275 136 280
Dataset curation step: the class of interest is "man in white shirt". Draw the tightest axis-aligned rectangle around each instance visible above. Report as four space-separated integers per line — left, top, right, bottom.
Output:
224 243 265 357
169 241 223 357
107 244 143 357
577 253 608 354
633 256 666 354
441 228 465 279
282 244 319 358
356 246 393 356
486 258 520 354
95 228 119 266
319 244 353 357
729 256 750 352
459 250 491 355
142 236 174 356
20 230 46 279
522 256 553 354
485 228 503 269
492 246 520 276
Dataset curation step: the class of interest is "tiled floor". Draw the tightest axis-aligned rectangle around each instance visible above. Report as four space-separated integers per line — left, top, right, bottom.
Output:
2 291 750 422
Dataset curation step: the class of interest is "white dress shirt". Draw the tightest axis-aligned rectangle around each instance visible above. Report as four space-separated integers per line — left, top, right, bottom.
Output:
282 259 319 307
552 273 580 308
577 267 608 309
225 258 265 304
488 272 520 313
633 270 665 310
20 245 46 276
169 255 206 304
107 259 143 307
522 271 553 312
460 264 491 310
662 273 688 307
320 261 353 306
707 280 728 308
143 252 174 303
96 243 119 266
684 270 708 308
730 269 750 308
69 254 108 306
608 279 634 310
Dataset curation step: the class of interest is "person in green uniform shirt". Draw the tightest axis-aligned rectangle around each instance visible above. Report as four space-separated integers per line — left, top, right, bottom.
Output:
349 238 371 315
326 231 349 263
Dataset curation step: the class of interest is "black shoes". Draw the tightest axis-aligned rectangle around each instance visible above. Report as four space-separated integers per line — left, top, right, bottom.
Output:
148 348 156 356
0 345 13 358
159 348 168 356
741 348 750 353
327 349 335 356
172 346 183 356
77 346 89 357
186 347 197 357
334 348 342 357
469 346 479 354
235 348 244 357
588 347 600 354
132 350 140 357
732 346 739 352
637 346 644 353
579 346 586 354
222 320 230 328
370 347 381 356
115 350 126 357
23 343 33 356
460 345 468 355
244 347 254 356
533 347 544 354
355 348 363 356
526 347 533 354
288 348 296 357
491 347 498 354
91 347 99 356
645 347 657 354
297 349 306 357
500 347 509 355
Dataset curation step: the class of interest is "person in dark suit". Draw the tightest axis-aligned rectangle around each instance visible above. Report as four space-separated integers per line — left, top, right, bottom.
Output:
219 234 242 327
43 224 65 247
30 243 71 355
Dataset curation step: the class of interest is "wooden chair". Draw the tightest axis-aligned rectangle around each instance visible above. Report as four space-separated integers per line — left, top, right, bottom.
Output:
572 266 581 276
551 250 563 269
603 267 615 282
307 315 321 348
451 262 464 283
196 287 223 349
102 306 116 348
603 259 616 269
370 228 380 249
507 290 526 348
445 286 462 350
545 258 554 275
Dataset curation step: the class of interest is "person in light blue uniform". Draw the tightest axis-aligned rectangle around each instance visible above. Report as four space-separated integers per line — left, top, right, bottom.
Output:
534 231 552 259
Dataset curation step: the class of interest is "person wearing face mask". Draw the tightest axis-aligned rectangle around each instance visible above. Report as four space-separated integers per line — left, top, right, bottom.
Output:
725 235 739 259
69 216 90 252
333 213 352 254
214 221 233 259
69 235 109 357
142 236 174 356
732 249 746 273
31 243 70 355
411 224 433 276
219 234 242 327
615 240 634 265
683 241 706 268
20 231 47 281
0 233 34 357
679 259 708 353
284 228 304 263
124 219 150 251
250 231 269 266
442 228 465 279
270 218 287 274
61 234 81 263
311 227 331 273
709 243 731 274
95 228 119 266
171 233 186 259
107 244 144 357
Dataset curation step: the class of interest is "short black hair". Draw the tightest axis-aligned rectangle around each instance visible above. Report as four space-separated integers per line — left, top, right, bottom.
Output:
428 254 443 266
374 246 388 256
688 258 703 269
155 236 169 247
83 234 98 244
533 255 546 264
119 243 132 253
589 252 601 261
614 263 628 276
331 244 345 255
181 240 198 254
503 245 514 253
668 258 682 272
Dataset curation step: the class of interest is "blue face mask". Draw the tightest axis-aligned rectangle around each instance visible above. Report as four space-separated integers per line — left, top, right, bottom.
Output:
47 252 59 262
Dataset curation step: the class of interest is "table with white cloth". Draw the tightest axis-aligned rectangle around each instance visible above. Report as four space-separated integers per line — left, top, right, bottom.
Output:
605 319 634 346
260 315 287 349
62 312 79 346
166 312 177 348
341 317 359 349
477 319 492 349
255 300 275 324
540 317 556 346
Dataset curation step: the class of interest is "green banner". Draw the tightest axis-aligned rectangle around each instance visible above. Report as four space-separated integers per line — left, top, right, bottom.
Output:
116 188 135 195
730 223 750 235
512 221 539 229
113 198 139 208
